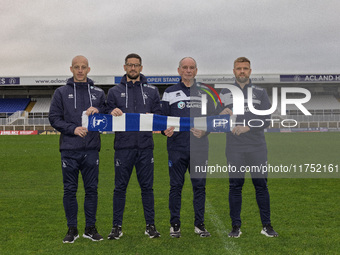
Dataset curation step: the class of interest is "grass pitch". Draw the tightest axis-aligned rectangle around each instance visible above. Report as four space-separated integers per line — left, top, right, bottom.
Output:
0 132 339 254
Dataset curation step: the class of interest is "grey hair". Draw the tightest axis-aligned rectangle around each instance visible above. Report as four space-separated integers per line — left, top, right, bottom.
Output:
178 57 197 68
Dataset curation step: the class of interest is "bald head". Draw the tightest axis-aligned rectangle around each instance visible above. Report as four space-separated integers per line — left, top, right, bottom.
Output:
72 55 89 67
70 55 90 82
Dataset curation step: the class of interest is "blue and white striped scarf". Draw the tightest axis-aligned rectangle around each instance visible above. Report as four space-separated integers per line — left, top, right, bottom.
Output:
82 112 230 132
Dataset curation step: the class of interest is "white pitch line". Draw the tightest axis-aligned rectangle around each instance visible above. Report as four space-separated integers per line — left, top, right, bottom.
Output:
185 173 241 254
205 199 242 254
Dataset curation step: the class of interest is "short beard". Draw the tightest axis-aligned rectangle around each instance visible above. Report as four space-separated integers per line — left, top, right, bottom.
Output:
236 76 249 84
127 72 139 80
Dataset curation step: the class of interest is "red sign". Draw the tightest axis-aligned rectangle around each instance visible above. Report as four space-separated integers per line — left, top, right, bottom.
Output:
0 130 38 135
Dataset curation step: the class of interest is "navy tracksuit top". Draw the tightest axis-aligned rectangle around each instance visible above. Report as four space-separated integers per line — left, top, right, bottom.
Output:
161 81 216 152
49 77 106 151
219 80 271 153
106 74 161 150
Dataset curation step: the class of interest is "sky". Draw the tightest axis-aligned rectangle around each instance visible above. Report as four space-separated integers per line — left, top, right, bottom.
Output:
1 0 340 77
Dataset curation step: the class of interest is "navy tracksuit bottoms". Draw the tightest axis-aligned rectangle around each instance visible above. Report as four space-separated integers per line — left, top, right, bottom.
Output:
112 149 155 226
227 149 271 227
61 150 99 228
168 150 207 227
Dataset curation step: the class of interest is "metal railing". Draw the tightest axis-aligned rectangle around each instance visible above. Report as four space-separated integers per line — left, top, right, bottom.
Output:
0 111 52 131
283 115 340 122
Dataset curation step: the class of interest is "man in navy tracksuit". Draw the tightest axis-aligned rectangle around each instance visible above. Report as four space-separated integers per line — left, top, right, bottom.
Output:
161 57 215 238
107 53 161 239
219 57 278 238
49 56 106 243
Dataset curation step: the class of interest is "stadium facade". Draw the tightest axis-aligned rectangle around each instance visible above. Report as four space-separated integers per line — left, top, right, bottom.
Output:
1 74 340 132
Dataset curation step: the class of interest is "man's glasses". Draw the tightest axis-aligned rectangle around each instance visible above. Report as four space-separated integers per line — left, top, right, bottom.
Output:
125 63 141 68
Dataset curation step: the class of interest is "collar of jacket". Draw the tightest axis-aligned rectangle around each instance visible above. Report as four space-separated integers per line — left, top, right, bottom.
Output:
234 78 253 90
180 78 197 89
66 77 94 109
66 77 94 87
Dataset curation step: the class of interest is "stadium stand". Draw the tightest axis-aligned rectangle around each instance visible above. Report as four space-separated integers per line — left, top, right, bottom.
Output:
0 98 31 117
0 98 31 113
269 95 340 114
0 74 339 131
286 95 340 111
258 94 340 129
25 101 36 112
30 98 51 113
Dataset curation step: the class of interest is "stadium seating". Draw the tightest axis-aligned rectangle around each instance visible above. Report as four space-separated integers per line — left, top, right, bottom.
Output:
285 95 340 111
269 95 340 113
30 98 52 113
0 98 31 113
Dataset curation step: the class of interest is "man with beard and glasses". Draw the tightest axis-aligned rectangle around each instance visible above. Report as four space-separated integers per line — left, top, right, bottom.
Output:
106 53 162 239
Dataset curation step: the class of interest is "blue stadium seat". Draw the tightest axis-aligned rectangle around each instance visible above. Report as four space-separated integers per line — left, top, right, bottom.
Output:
0 98 31 113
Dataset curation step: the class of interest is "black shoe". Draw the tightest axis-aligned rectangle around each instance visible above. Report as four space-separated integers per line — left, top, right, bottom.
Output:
228 225 242 238
108 225 123 240
63 226 79 243
194 223 211 237
170 223 181 238
261 224 278 237
83 225 103 241
145 224 161 238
